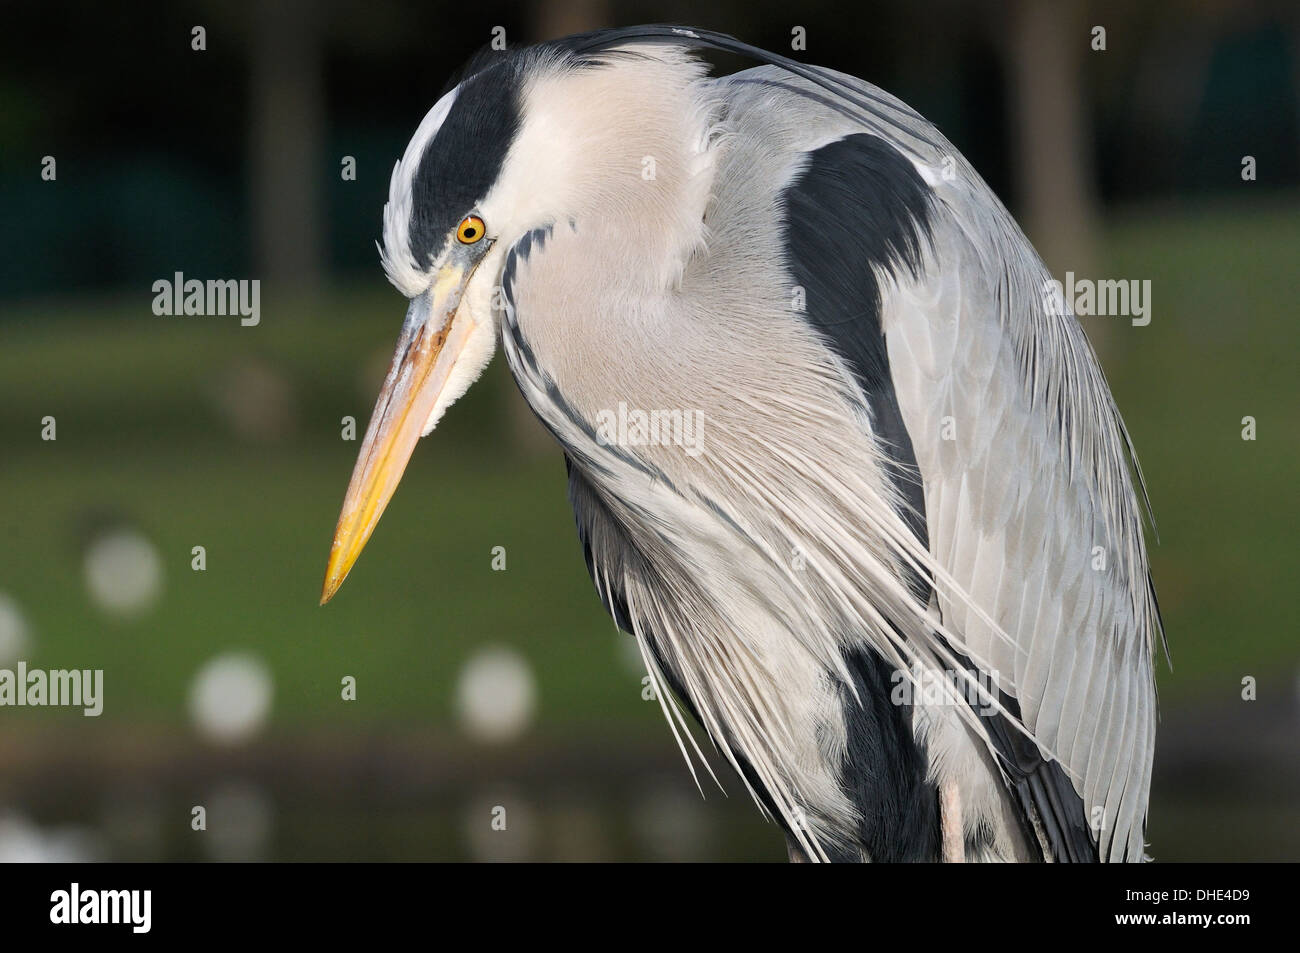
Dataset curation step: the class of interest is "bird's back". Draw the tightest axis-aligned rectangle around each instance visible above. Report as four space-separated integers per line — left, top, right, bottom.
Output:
697 63 1161 861
498 35 1160 861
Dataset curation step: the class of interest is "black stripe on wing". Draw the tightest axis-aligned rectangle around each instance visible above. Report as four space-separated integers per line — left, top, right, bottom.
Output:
782 132 933 594
780 131 1097 862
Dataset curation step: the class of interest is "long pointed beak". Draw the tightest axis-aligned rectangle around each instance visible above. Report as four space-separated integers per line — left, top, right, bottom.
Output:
320 264 473 604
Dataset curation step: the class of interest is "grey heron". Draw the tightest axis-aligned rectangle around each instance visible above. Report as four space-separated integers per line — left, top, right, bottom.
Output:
320 26 1164 863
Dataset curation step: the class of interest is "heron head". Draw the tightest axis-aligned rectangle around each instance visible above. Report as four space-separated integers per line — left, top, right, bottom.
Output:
320 57 537 604
320 43 711 603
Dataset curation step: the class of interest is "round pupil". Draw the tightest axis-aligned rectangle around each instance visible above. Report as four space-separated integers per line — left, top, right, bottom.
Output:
464 226 476 237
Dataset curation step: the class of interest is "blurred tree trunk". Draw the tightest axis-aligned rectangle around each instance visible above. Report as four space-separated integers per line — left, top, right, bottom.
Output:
249 0 325 294
531 0 607 42
1005 0 1099 288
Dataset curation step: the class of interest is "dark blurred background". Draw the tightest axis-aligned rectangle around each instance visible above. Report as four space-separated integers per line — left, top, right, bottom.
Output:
0 0 1296 861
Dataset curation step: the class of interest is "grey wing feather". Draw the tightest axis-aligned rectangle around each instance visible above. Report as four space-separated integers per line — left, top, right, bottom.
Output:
717 64 1162 861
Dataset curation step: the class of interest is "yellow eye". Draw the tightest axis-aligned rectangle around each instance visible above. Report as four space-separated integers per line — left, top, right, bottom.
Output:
456 215 486 244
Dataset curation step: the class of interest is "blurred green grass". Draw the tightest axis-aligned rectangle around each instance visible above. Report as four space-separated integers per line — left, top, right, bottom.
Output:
0 287 649 734
0 198 1296 740
1101 199 1298 690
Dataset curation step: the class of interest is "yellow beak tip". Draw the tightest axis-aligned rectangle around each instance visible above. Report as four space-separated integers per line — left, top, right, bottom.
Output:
321 275 471 612
319 567 344 606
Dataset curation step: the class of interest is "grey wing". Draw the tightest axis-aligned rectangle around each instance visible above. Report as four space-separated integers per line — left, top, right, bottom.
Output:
886 210 1162 863
716 64 1162 862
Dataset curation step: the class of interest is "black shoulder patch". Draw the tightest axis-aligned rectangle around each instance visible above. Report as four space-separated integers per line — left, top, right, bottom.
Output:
782 135 1097 861
781 132 933 579
783 134 945 861
408 60 523 268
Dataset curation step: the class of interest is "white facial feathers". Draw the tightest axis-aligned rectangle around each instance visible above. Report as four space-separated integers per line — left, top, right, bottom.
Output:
381 87 460 296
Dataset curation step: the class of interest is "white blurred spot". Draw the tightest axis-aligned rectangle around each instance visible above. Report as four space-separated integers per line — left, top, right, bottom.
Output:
202 781 273 862
455 646 536 743
0 810 102 862
0 593 31 664
463 792 537 862
83 529 163 619
189 652 273 744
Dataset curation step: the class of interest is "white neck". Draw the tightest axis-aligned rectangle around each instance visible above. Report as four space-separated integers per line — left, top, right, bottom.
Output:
480 48 723 291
